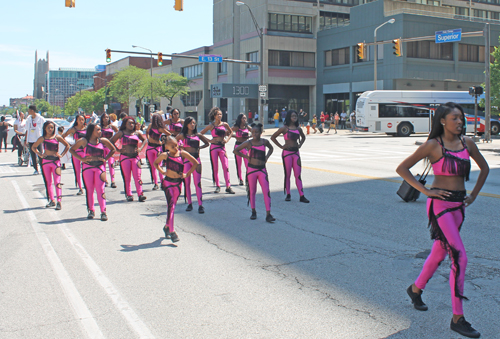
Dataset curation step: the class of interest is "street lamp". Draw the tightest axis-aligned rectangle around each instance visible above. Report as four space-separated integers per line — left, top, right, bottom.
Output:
93 75 108 113
236 1 264 125
373 18 395 90
132 45 153 121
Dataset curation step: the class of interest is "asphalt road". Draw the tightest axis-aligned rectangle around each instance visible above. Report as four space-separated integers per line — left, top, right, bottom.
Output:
1 129 499 339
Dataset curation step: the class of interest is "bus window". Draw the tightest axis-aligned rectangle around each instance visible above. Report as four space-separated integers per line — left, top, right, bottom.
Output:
379 104 430 118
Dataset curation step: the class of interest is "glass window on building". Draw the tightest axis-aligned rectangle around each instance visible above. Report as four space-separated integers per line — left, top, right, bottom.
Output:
324 93 350 116
247 51 259 69
181 64 203 79
327 47 350 66
181 91 203 107
460 44 494 62
218 61 228 74
269 50 315 67
268 13 313 33
407 41 453 60
319 11 350 30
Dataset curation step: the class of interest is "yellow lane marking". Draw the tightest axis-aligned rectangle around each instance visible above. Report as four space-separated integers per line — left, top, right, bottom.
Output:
267 161 500 199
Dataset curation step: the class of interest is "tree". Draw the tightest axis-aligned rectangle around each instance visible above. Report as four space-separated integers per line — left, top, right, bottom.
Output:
155 73 190 105
34 99 51 113
480 40 500 117
108 66 149 110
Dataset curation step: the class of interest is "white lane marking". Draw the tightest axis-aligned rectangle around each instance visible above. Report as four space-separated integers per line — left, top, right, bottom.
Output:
32 191 157 339
12 181 105 339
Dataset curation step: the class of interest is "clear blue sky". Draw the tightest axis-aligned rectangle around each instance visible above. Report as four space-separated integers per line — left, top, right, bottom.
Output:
0 0 213 106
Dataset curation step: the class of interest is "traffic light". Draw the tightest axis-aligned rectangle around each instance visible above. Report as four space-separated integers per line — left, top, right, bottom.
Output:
469 86 483 95
393 39 402 57
106 49 111 63
174 0 183 11
65 0 75 7
357 43 365 61
158 52 163 66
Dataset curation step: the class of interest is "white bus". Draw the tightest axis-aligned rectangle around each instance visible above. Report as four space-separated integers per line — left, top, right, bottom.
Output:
355 91 476 137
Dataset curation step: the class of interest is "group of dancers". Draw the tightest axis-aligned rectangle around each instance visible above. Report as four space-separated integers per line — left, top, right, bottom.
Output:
27 101 490 337
32 107 310 240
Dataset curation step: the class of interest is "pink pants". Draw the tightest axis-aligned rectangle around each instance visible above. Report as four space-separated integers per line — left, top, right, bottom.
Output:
146 144 161 185
210 144 230 188
246 166 271 211
82 164 106 213
282 149 304 196
184 156 202 206
72 149 84 189
41 157 62 202
234 143 249 181
104 149 115 183
162 177 182 232
120 154 143 197
415 198 467 314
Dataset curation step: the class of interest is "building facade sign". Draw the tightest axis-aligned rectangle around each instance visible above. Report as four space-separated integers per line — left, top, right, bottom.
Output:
210 84 259 98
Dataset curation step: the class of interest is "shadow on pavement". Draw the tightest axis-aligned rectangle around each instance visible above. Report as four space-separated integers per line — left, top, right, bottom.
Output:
120 237 177 251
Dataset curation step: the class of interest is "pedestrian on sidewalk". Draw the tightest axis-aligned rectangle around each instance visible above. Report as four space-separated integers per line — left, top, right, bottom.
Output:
396 102 489 339
333 112 339 134
281 108 287 123
274 109 280 128
320 112 326 131
350 111 356 132
25 105 46 174
340 111 347 129
0 116 12 152
311 115 318 133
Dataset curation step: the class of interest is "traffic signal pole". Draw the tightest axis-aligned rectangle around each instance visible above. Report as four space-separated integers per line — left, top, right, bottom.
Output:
484 23 491 142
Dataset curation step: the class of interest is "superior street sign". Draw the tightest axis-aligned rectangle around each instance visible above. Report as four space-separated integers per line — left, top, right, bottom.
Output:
199 54 223 63
435 29 462 43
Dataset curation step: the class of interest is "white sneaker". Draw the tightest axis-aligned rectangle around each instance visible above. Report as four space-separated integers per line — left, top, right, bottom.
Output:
33 170 39 175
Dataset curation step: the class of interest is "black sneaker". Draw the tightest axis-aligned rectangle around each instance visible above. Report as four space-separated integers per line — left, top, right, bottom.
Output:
406 285 428 311
163 227 171 239
87 210 95 219
285 194 291 202
170 232 179 243
77 189 84 195
239 179 244 186
46 201 56 208
186 203 193 212
198 205 205 214
110 182 117 188
214 186 221 193
450 317 480 338
138 195 147 202
101 213 108 221
266 214 276 223
126 195 134 202
250 211 257 220
225 187 235 194
152 184 159 190
299 195 310 203
55 202 61 210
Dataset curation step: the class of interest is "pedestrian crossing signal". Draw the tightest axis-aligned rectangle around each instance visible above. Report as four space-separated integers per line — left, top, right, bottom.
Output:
158 53 163 66
174 0 183 11
357 43 365 61
393 39 402 57
106 49 111 63
65 0 75 7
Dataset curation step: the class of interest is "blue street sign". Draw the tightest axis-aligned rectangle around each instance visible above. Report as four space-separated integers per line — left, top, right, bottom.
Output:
199 54 223 63
435 29 462 43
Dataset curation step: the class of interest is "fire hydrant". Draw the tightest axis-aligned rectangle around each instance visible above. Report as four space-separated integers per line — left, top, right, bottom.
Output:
306 124 310 135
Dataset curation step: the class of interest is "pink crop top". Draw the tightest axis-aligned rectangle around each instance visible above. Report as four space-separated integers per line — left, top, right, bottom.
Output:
284 129 300 141
184 134 200 149
84 142 105 167
236 128 249 138
101 127 113 139
169 120 183 133
121 133 140 146
43 138 59 152
74 129 86 140
149 128 161 140
250 144 266 161
166 153 184 175
211 125 226 138
431 136 470 181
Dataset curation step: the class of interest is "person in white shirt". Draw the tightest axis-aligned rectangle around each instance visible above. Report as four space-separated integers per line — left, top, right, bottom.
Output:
350 111 356 132
340 111 347 129
25 105 46 174
13 111 27 160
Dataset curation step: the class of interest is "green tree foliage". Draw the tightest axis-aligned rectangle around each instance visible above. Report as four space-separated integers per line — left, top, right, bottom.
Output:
480 40 500 117
108 66 149 108
64 88 107 115
154 73 190 105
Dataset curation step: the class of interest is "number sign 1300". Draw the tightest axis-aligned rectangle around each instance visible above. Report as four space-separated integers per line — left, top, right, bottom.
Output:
232 86 250 96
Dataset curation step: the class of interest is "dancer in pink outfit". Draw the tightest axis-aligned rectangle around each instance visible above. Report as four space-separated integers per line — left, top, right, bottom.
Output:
99 113 119 189
234 123 275 223
397 103 489 338
154 136 199 243
63 114 87 195
110 117 147 202
70 123 116 221
232 113 251 186
31 121 70 210
145 113 171 190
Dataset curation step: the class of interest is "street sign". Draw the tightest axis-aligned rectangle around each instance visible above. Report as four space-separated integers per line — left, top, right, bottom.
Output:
259 85 267 92
103 104 108 110
199 54 223 63
259 92 266 97
149 104 155 113
210 84 259 98
435 29 461 43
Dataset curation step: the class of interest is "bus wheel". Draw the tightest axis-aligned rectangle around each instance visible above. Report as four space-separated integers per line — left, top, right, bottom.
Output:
491 122 500 135
397 123 412 137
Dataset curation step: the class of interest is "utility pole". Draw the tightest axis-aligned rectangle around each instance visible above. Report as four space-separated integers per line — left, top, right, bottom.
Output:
484 23 491 142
